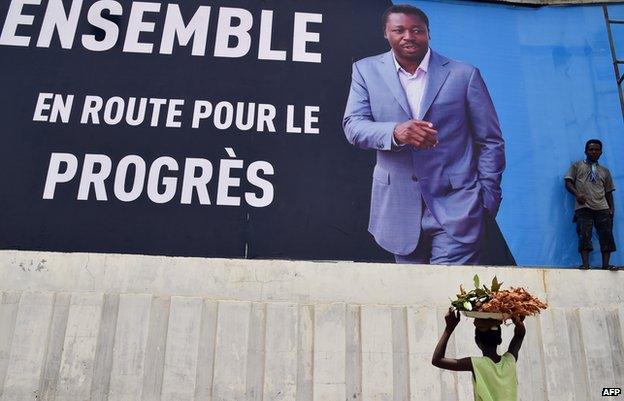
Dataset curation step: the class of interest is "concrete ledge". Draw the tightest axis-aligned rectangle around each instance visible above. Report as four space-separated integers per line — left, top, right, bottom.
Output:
1 250 622 307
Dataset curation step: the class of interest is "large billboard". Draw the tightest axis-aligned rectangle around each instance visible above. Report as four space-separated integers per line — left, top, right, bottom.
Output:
0 0 621 267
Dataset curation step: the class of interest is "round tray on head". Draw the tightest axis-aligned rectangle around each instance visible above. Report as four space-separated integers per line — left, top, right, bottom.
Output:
461 311 509 320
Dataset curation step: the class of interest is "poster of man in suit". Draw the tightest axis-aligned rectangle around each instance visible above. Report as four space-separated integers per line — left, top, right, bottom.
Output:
0 0 619 267
343 4 507 265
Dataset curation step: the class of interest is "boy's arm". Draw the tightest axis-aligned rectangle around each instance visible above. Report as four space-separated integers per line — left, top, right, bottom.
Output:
565 178 587 205
507 316 526 361
606 190 615 216
431 309 473 372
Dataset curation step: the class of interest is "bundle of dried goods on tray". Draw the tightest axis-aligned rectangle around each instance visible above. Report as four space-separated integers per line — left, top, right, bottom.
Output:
450 275 548 321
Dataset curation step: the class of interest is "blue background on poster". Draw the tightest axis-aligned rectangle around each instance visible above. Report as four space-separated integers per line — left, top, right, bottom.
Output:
399 0 624 267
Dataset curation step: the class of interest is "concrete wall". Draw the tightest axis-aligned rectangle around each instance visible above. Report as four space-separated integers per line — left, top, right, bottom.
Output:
0 250 622 401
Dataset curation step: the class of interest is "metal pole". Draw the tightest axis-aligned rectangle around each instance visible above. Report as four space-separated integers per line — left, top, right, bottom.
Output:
603 4 624 122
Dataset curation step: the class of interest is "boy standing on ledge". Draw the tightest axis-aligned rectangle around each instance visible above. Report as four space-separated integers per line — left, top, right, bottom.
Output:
565 139 617 270
431 310 526 401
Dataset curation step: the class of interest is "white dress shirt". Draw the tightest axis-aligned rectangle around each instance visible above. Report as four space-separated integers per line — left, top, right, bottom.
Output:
392 48 431 119
391 48 431 146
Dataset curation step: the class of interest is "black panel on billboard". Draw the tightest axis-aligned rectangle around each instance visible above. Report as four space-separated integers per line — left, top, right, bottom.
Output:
0 0 396 262
0 0 514 265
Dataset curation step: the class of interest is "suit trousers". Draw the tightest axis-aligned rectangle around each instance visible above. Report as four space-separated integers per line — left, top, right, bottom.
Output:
394 201 483 265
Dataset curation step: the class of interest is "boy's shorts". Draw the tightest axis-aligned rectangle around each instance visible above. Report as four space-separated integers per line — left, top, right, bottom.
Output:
575 208 616 253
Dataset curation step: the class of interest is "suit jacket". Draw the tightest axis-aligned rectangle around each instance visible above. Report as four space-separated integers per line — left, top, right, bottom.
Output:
343 50 505 255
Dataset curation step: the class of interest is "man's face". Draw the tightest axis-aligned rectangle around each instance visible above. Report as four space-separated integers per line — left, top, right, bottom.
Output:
585 143 602 162
384 13 429 62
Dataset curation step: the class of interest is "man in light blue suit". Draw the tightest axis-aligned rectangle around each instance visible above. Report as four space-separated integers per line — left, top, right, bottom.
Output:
343 4 505 265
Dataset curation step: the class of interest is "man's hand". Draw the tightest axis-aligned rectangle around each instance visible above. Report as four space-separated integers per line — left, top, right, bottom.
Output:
609 208 615 217
511 315 526 336
576 194 587 205
393 120 438 149
508 315 526 361
444 308 460 332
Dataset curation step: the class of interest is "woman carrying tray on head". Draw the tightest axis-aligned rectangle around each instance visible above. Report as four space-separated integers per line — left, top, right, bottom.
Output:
431 309 526 401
